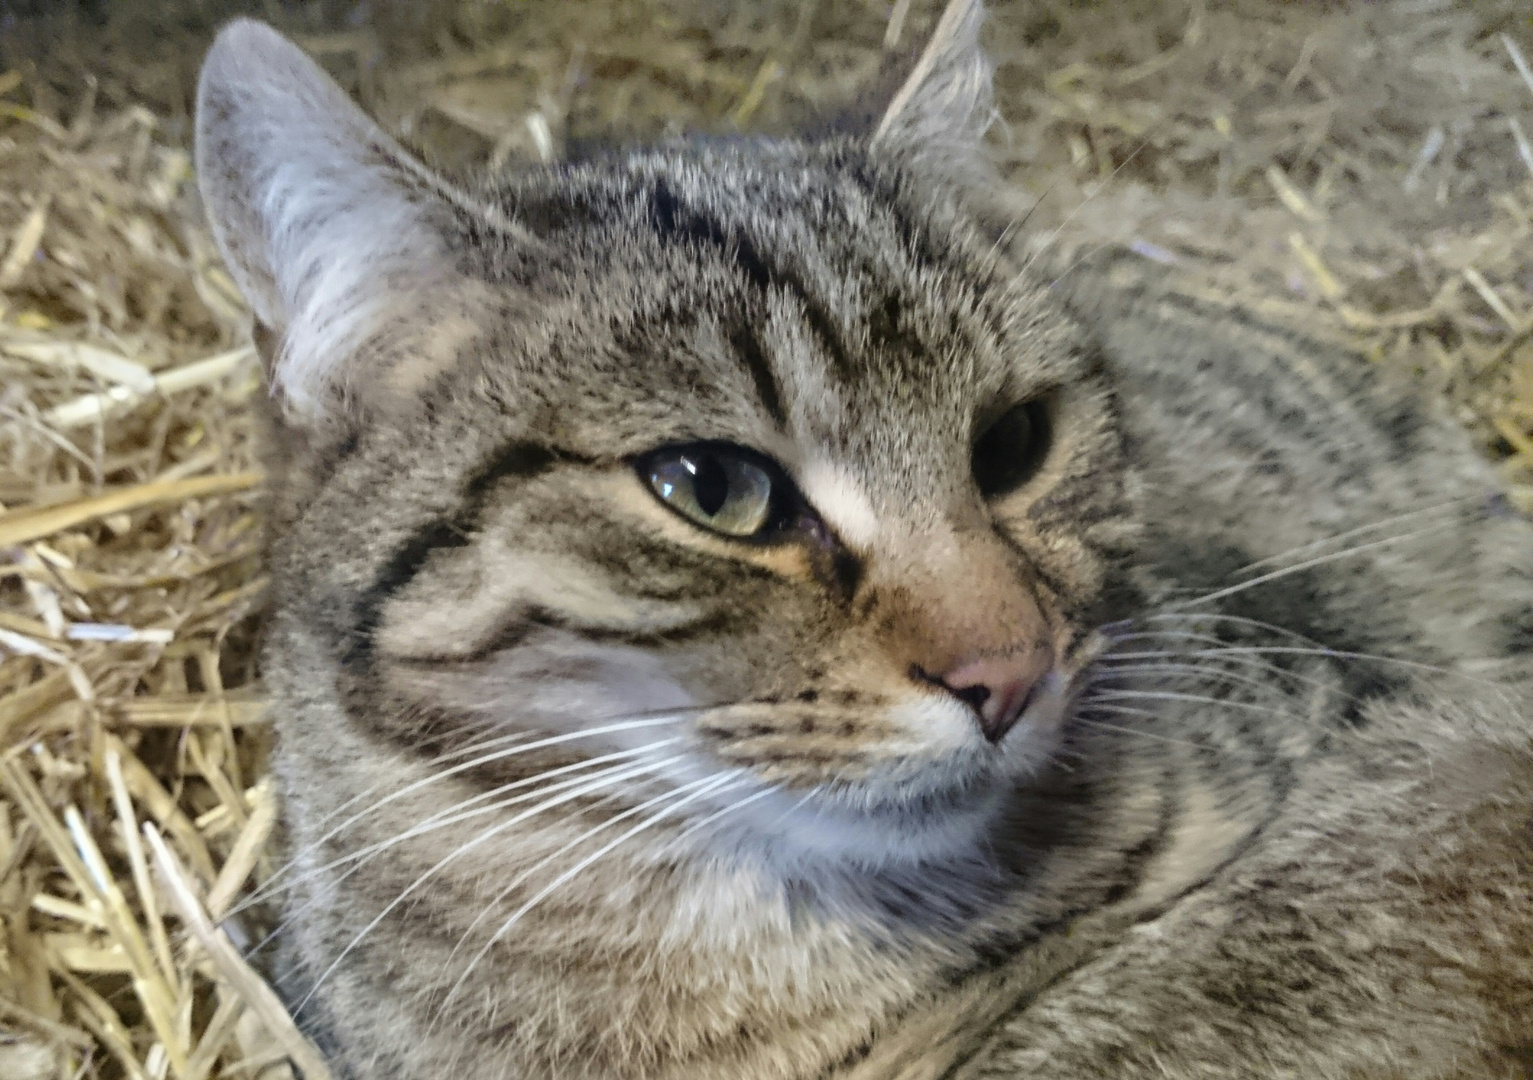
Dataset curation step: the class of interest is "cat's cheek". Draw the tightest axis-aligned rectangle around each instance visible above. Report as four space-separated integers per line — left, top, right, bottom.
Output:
381 634 701 748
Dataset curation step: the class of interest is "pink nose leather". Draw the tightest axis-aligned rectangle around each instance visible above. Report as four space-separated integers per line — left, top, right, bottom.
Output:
938 652 1050 744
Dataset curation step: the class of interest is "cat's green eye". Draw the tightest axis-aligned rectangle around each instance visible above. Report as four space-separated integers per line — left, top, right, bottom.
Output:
972 402 1049 497
644 445 780 538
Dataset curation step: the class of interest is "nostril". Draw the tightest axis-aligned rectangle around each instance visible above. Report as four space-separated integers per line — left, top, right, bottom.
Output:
910 660 1046 744
910 663 998 718
911 665 987 708
949 684 991 712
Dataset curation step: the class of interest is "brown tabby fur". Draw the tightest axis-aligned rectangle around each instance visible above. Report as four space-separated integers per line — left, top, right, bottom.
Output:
195 4 1533 1077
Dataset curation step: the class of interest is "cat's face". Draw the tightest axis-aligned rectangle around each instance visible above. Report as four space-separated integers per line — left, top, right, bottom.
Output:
199 18 1140 867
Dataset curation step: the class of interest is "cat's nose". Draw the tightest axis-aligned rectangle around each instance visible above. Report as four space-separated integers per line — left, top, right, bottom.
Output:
932 652 1050 744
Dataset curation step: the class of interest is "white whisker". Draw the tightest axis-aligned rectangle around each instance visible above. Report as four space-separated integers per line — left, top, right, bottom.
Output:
1093 649 1365 702
437 770 746 981
440 769 744 1012
1089 661 1294 696
660 782 782 854
1132 613 1328 645
1108 622 1497 684
234 742 678 920
1017 131 1161 281
244 754 664 956
246 712 693 908
764 787 821 833
1073 712 1208 750
1169 518 1462 611
248 754 665 954
292 752 684 1013
1229 495 1482 580
1087 688 1297 720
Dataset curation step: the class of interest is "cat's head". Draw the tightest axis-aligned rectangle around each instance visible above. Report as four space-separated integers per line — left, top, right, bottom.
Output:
197 3 1141 868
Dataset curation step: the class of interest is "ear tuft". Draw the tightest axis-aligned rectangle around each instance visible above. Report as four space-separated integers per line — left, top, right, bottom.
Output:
872 0 995 183
196 19 456 419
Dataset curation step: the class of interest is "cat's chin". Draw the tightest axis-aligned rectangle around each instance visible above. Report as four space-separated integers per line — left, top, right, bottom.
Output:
663 671 1084 870
680 741 1057 872
672 778 1006 871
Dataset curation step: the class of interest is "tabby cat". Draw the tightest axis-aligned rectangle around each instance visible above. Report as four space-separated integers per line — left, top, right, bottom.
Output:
194 3 1533 1077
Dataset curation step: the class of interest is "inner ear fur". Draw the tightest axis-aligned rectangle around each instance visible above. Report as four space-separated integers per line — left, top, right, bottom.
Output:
869 0 995 184
195 18 476 421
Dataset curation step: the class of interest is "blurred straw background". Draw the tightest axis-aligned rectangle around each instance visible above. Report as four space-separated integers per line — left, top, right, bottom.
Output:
0 1 1530 1077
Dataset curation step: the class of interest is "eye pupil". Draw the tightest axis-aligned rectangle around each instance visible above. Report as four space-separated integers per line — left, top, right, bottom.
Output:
973 402 1048 496
690 454 730 517
643 443 784 539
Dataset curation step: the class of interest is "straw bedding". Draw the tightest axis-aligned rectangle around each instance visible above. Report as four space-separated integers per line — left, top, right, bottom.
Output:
0 1 1529 1077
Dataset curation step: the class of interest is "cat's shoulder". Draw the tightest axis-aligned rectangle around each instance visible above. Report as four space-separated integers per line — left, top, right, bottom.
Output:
1041 247 1399 414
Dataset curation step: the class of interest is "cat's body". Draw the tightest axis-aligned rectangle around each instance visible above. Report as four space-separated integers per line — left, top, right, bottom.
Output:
195 5 1533 1078
850 256 1533 1078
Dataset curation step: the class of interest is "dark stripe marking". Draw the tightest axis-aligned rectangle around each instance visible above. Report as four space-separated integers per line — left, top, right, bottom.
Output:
650 180 788 424
648 178 865 396
346 442 562 669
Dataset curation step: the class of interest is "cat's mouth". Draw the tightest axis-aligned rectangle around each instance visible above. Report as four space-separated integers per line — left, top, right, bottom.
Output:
695 636 1113 864
693 631 1112 798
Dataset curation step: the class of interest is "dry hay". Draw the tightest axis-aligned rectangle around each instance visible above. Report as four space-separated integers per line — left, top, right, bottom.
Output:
0 57 295 1080
0 2 1529 1078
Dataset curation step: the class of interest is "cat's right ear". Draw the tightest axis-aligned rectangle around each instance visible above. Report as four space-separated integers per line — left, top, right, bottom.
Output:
870 0 994 185
196 20 468 421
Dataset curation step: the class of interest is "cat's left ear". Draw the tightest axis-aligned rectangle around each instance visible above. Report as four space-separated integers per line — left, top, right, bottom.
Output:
870 0 994 182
